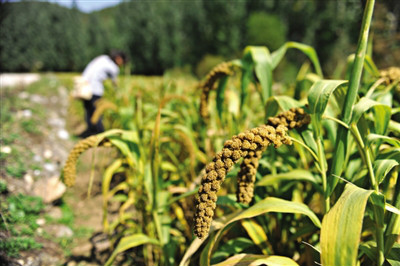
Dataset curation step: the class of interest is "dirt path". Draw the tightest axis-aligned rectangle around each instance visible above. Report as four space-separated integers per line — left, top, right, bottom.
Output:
1 74 113 266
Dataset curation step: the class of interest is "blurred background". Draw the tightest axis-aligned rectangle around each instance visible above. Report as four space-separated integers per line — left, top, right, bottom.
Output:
1 0 399 78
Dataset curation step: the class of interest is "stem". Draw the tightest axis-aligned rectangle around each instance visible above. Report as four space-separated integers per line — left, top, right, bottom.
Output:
350 125 384 265
288 137 320 165
87 144 98 198
329 0 375 193
350 124 377 191
316 136 330 212
322 115 349 129
374 211 385 266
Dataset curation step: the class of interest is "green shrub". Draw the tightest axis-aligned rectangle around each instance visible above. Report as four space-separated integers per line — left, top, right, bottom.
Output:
246 12 287 51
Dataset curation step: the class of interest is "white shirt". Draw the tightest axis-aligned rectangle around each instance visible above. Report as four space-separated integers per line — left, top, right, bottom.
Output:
82 55 119 96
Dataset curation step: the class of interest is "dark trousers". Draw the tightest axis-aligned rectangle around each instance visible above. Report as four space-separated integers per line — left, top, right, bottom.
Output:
83 95 104 135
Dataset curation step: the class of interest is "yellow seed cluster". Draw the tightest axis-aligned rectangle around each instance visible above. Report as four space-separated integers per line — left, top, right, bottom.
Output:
267 107 311 129
63 135 103 187
380 67 400 88
194 107 311 239
199 62 234 120
236 149 264 204
91 99 118 124
194 124 291 239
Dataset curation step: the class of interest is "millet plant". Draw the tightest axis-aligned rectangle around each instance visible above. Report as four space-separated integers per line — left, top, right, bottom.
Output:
62 1 399 265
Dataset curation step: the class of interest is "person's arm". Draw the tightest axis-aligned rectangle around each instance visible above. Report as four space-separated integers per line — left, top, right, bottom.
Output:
107 57 121 90
106 69 119 89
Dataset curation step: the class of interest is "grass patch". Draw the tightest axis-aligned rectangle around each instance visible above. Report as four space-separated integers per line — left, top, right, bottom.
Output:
0 193 45 257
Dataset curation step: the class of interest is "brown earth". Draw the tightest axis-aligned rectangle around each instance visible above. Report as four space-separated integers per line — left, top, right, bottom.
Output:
1 74 118 266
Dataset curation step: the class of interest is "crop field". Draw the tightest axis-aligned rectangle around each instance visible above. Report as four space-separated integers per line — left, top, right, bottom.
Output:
1 1 400 266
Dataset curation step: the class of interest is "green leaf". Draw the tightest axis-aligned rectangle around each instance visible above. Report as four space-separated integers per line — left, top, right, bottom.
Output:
211 254 299 266
217 194 242 209
239 197 321 228
308 80 348 174
98 128 125 139
367 134 400 148
271 42 323 77
307 79 348 122
256 169 320 187
243 46 272 105
386 204 400 216
299 128 318 156
321 184 374 266
104 234 159 266
385 175 400 257
143 162 153 207
121 130 140 143
212 238 255 264
351 97 391 135
377 148 400 162
386 243 400 266
270 44 287 69
179 237 206 266
364 54 381 77
374 159 399 184
240 219 270 255
385 207 400 256
161 161 177 172
369 192 386 227
359 242 377 263
108 137 136 167
332 81 348 112
201 197 320 266
102 159 123 231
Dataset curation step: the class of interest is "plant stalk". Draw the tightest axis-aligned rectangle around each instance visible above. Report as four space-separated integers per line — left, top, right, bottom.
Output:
329 0 375 194
374 210 385 266
350 124 377 190
350 123 384 265
316 136 330 212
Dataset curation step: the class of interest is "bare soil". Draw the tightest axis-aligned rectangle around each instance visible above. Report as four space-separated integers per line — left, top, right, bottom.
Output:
1 74 116 266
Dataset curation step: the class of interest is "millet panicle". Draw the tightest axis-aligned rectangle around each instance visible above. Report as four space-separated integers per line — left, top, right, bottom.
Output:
194 107 311 239
199 62 234 120
63 135 110 187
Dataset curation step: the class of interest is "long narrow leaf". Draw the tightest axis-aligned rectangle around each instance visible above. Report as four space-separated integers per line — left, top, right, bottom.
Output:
351 97 391 135
320 184 374 266
385 177 400 255
179 215 236 266
256 169 320 187
212 254 299 266
212 238 255 264
104 234 159 266
201 197 321 266
243 46 272 105
102 159 123 231
271 42 323 77
367 134 400 148
108 138 136 167
307 79 348 122
240 219 270 255
374 159 399 184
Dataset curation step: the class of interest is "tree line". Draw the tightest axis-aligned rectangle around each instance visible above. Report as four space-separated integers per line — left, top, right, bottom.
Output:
0 0 398 75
